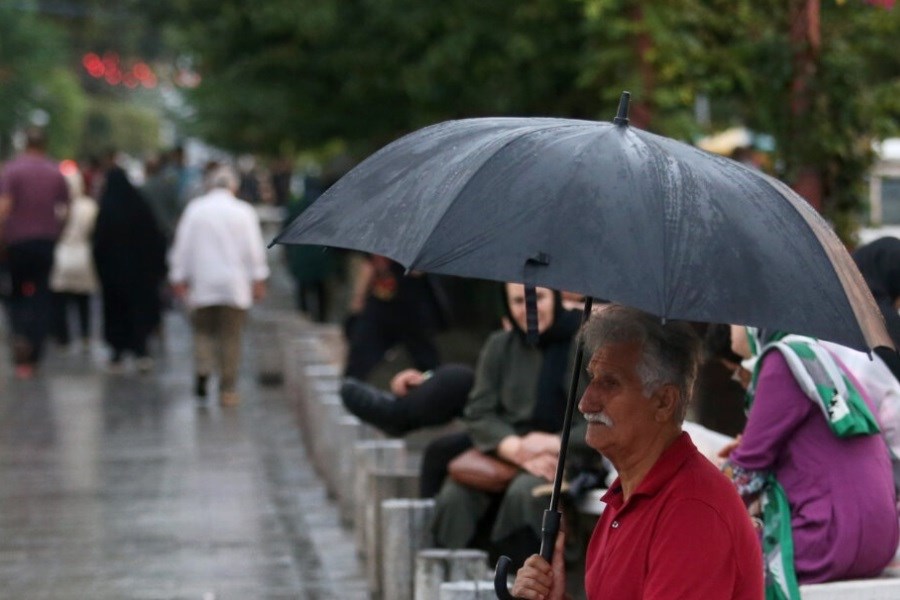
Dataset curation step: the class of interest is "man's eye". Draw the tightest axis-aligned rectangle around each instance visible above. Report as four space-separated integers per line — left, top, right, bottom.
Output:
598 376 619 389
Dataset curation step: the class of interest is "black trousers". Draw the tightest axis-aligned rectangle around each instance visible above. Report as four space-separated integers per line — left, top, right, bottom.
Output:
296 281 328 322
52 292 91 344
397 363 474 432
6 240 55 365
420 431 474 498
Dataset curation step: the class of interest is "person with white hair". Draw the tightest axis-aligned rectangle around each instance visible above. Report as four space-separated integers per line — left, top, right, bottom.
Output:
511 305 763 600
168 164 269 407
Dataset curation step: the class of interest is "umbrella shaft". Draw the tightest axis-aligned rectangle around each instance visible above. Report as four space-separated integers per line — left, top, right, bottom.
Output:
547 297 592 513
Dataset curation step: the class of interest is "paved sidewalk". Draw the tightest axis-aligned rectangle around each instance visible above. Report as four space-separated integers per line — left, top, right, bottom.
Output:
0 270 368 599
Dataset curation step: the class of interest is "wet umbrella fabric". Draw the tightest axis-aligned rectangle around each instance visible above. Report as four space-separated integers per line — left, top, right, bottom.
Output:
274 116 890 353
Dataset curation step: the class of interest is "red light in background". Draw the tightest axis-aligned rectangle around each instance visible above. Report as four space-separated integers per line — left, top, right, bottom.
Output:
132 62 152 81
82 52 161 89
82 53 105 78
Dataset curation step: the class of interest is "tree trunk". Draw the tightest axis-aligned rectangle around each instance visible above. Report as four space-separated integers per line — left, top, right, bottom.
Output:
789 0 823 212
629 4 655 128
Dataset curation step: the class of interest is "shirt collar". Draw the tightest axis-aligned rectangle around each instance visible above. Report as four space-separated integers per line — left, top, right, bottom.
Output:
601 431 695 507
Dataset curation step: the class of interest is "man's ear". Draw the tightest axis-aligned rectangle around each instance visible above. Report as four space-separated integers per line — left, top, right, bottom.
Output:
653 384 679 422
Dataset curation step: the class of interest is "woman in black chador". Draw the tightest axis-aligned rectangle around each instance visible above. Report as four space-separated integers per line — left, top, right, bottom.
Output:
92 167 167 370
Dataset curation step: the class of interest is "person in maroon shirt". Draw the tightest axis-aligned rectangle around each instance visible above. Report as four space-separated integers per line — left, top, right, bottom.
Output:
0 128 70 378
512 305 763 600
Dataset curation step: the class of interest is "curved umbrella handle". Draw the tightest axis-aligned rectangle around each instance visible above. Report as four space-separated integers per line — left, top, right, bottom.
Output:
494 509 561 599
493 555 517 599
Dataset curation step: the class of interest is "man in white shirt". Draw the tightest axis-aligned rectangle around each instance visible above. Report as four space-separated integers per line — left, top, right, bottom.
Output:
168 165 269 407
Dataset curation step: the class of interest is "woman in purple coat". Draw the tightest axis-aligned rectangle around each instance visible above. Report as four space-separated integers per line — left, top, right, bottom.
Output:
722 326 898 597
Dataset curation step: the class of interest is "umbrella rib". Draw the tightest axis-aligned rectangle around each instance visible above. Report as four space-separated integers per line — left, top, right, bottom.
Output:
409 122 587 271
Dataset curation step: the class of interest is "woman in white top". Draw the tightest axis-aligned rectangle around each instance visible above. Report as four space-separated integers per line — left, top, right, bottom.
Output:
50 167 98 349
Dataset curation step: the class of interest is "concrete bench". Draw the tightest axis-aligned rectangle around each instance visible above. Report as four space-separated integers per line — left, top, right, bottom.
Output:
439 580 496 599
800 575 900 599
415 548 490 600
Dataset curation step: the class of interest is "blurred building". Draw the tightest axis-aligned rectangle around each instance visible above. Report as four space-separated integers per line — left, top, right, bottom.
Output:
860 138 900 244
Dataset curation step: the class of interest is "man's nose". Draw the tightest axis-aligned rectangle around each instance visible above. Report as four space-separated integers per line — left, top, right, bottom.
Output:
577 388 595 412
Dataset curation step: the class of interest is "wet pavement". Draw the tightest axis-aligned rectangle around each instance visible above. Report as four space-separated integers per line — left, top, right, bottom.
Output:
0 270 369 599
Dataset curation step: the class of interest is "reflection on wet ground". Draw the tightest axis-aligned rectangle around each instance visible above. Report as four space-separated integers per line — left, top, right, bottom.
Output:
0 308 367 600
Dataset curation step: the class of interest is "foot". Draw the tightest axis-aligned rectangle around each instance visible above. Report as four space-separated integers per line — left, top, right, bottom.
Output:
195 374 209 399
135 356 154 373
219 391 240 407
14 364 35 380
340 378 407 437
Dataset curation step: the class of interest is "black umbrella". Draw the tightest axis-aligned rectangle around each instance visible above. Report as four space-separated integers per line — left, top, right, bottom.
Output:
274 93 891 597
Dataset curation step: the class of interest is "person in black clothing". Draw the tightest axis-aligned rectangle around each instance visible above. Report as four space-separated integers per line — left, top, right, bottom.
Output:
343 254 447 380
852 236 900 380
92 167 167 371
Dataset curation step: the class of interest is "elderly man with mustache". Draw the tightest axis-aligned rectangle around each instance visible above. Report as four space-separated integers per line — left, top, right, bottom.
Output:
511 305 763 600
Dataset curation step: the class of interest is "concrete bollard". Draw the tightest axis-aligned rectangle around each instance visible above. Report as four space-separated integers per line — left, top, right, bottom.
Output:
308 393 343 478
315 400 348 497
293 361 340 444
283 338 327 446
335 415 368 525
439 580 496 600
253 315 284 386
365 468 420 596
381 499 436 600
415 549 489 600
353 440 407 553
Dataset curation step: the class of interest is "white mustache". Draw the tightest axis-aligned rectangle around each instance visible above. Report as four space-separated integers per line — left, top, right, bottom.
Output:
583 412 613 427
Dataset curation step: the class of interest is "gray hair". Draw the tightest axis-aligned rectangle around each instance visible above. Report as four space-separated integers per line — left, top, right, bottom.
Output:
581 304 701 422
207 165 239 192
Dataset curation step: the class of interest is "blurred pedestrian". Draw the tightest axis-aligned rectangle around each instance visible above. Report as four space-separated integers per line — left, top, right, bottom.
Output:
92 167 167 372
141 154 181 243
50 164 98 351
168 165 269 407
283 177 335 322
0 127 70 378
852 236 900 379
343 254 448 380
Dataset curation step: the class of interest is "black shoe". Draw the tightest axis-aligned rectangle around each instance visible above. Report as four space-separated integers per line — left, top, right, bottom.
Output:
340 378 407 437
195 374 208 399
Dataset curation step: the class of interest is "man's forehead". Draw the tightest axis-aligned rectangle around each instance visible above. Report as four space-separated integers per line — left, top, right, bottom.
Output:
588 340 642 370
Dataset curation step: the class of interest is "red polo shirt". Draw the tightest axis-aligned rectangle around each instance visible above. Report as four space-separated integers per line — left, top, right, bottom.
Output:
584 432 763 599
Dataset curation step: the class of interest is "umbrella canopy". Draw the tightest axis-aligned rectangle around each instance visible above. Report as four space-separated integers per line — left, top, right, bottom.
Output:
275 109 889 353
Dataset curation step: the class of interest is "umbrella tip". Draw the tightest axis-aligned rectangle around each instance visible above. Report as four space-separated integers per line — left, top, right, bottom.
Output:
614 91 631 126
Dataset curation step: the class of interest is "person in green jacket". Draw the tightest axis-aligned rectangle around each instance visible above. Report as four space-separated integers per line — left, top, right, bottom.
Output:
431 283 589 568
283 180 336 322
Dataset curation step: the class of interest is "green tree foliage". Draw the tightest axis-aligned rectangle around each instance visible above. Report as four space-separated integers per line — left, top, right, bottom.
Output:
0 2 67 156
581 0 900 239
163 0 595 155
78 96 161 159
41 68 89 158
161 0 900 238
